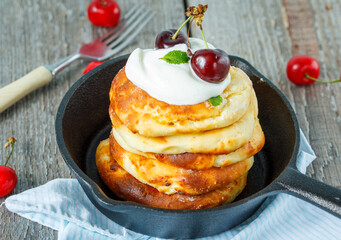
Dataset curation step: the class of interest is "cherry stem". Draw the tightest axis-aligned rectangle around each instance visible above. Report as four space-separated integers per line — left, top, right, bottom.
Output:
305 73 341 83
4 142 15 167
199 25 209 49
187 18 194 56
172 16 193 40
4 138 16 166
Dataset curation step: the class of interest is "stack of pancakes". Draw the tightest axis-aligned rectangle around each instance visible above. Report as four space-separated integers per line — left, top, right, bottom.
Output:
96 66 265 209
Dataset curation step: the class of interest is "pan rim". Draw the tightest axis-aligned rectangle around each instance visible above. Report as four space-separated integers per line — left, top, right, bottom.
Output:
55 54 301 214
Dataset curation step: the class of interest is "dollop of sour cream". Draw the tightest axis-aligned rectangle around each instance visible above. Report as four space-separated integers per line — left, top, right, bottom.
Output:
125 38 231 105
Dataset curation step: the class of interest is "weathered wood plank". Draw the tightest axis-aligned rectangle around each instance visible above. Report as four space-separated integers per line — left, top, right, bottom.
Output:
283 0 320 58
0 0 186 239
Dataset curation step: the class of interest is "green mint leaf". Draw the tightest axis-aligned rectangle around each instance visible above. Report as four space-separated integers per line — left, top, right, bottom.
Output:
160 50 190 64
209 95 223 107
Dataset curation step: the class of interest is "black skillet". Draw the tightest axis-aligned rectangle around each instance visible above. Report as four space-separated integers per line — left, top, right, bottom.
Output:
55 55 341 239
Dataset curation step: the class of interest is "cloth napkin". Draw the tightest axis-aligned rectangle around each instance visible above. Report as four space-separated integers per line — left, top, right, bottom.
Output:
3 130 341 240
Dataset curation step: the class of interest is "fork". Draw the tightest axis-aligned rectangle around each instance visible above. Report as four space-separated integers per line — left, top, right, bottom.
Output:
0 6 154 113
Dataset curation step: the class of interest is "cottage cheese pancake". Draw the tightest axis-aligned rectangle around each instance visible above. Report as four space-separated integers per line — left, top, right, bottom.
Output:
157 121 264 169
110 89 258 155
107 120 263 170
109 134 253 195
213 121 264 167
95 139 247 209
110 66 253 137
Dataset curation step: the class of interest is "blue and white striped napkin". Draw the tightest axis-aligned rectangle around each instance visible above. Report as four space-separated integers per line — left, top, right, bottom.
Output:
4 130 341 240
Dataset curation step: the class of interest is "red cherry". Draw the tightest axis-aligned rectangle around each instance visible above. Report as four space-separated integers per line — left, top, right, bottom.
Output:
155 29 187 49
0 166 17 197
1 137 17 197
83 61 104 74
286 56 320 85
190 49 230 83
87 0 120 27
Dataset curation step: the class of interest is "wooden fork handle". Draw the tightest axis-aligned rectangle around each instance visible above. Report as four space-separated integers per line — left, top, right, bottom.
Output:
0 66 53 113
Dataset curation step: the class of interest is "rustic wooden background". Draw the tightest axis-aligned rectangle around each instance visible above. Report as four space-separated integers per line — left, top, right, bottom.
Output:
0 0 340 239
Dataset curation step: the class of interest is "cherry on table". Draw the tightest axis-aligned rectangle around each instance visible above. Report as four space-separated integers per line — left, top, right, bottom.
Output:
190 49 230 83
286 55 341 85
87 0 121 27
286 55 319 85
83 61 104 75
155 29 187 49
0 137 17 197
0 166 17 197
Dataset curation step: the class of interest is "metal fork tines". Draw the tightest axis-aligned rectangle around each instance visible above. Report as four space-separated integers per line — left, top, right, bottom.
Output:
48 6 154 76
99 5 154 58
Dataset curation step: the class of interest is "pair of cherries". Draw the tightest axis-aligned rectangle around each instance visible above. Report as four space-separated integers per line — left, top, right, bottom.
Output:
155 29 230 83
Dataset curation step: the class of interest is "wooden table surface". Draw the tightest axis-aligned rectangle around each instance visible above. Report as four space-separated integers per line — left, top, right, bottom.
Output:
0 0 340 239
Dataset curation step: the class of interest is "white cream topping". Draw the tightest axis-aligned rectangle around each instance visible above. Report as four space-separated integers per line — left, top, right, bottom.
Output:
125 38 230 105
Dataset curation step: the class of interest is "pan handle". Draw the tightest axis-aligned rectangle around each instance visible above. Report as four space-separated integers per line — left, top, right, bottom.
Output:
274 167 341 218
